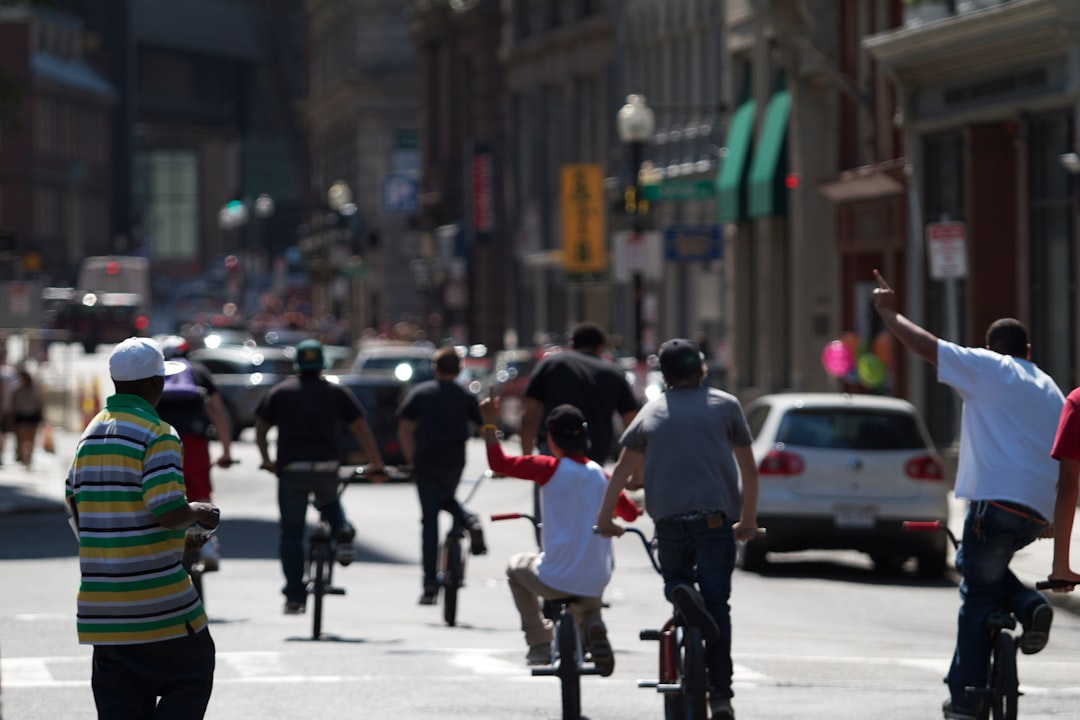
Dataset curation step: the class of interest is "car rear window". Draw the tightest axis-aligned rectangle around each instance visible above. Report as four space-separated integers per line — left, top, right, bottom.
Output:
776 409 926 450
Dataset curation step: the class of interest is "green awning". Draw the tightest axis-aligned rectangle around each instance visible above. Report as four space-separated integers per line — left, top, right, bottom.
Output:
747 90 791 218
716 99 756 223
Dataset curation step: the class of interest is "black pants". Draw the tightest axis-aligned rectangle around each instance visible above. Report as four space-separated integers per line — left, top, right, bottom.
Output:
92 626 215 720
415 462 471 589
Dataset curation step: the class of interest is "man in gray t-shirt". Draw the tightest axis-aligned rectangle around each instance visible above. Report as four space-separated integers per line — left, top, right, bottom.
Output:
595 338 759 720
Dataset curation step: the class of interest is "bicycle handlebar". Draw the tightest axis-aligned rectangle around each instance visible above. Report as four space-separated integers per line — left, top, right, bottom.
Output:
491 512 537 525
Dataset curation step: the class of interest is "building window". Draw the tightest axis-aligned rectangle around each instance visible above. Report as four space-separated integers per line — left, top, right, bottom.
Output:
134 150 199 260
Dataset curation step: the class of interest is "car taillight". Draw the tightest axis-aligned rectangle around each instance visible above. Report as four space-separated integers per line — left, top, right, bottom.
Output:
135 315 149 331
905 454 944 481
759 448 804 476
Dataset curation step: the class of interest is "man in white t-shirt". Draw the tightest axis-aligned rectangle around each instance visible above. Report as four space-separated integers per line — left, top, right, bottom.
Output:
872 270 1064 720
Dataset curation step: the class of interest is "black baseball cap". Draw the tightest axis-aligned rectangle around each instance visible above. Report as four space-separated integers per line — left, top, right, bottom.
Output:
658 338 704 380
546 404 591 454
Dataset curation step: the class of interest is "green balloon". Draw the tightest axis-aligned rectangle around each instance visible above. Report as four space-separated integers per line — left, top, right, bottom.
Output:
857 353 886 389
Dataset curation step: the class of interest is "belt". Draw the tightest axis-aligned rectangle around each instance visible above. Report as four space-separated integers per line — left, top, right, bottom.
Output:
986 500 1048 526
661 510 726 525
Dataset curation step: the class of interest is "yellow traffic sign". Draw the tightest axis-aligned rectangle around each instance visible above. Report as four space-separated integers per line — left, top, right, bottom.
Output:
560 164 605 275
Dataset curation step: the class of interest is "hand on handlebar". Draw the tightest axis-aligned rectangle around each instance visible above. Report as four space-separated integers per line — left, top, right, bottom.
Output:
593 520 625 538
733 522 765 543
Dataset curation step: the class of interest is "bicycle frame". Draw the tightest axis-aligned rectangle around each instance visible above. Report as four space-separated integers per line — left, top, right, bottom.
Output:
618 526 710 720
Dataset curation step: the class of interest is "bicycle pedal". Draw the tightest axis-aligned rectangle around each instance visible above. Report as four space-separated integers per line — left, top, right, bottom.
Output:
530 667 558 677
639 629 663 641
326 586 346 595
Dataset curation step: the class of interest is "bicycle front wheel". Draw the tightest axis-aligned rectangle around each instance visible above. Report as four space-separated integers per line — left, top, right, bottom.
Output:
442 538 463 627
988 632 1018 720
680 625 708 720
555 616 581 720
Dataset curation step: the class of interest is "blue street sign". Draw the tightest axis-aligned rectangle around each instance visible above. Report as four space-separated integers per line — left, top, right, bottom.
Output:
381 174 419 214
663 225 723 261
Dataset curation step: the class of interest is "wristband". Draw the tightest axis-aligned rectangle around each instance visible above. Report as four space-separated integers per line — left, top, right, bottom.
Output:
480 424 498 432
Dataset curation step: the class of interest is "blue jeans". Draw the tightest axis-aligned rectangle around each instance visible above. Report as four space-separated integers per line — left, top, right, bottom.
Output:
277 472 348 604
946 501 1046 711
655 514 736 700
415 462 471 590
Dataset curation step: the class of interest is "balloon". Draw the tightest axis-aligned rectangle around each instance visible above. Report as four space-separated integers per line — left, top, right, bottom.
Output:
840 331 861 355
872 331 893 367
821 341 855 378
857 353 887 389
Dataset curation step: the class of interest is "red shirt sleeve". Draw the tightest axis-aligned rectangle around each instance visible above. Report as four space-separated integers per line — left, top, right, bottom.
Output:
486 443 559 484
1052 390 1080 461
614 492 643 522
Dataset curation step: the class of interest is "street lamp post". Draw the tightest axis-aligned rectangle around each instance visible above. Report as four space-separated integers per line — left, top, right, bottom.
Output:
616 94 655 359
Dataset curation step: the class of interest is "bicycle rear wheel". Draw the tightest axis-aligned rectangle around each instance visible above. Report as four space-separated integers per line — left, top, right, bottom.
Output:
310 540 331 639
680 625 708 720
988 632 1018 720
556 615 581 720
441 537 463 627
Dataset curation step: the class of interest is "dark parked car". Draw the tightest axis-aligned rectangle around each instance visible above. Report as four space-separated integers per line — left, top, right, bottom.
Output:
188 345 297 440
329 374 408 471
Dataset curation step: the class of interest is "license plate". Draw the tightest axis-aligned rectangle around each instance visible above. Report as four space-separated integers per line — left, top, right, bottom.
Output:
833 505 877 528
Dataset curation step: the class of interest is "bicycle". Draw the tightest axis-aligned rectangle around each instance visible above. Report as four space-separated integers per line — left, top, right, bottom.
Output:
617 525 709 720
904 520 1023 720
276 462 378 641
436 469 491 627
491 511 608 720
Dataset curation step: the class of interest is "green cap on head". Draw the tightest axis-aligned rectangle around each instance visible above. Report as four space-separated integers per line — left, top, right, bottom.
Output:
294 339 324 371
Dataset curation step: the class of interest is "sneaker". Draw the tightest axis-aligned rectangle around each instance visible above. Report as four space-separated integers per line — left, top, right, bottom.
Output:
336 525 356 567
283 601 305 615
672 584 721 642
467 517 487 556
1020 602 1053 654
526 642 552 666
709 696 735 719
419 588 438 606
199 536 220 573
942 699 978 720
586 622 615 676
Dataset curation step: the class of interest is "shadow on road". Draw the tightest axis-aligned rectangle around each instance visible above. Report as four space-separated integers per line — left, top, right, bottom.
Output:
0 511 408 565
742 552 958 589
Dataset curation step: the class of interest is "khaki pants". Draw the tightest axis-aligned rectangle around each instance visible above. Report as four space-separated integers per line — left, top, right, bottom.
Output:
506 551 604 648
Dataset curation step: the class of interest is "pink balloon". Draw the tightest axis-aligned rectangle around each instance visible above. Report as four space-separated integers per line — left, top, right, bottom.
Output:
821 341 855 378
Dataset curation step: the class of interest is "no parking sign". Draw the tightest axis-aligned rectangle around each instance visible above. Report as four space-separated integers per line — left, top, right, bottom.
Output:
926 221 968 280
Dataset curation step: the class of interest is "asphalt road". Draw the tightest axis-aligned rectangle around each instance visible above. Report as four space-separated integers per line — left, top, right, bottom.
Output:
5 432 1080 720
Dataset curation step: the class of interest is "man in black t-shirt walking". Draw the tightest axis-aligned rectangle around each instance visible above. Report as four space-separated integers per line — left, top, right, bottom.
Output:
520 322 639 464
397 345 485 605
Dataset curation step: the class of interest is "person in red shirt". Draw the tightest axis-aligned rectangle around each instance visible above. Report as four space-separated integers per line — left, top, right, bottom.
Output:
479 398 639 674
1048 387 1080 588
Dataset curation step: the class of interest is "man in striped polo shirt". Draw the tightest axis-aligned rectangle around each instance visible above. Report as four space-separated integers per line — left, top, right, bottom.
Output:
65 337 221 718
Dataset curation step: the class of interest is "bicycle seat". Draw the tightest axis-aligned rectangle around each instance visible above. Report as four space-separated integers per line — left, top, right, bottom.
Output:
541 596 580 622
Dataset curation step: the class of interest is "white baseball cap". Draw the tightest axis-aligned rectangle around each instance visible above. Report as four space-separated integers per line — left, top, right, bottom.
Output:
109 337 186 381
